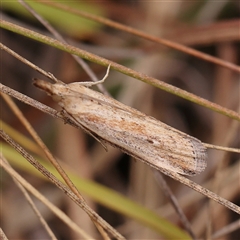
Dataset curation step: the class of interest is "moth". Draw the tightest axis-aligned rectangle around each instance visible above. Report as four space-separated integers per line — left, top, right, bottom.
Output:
33 66 207 176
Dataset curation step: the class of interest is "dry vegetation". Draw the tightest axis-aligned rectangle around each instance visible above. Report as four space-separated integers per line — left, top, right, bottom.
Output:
1 1 240 239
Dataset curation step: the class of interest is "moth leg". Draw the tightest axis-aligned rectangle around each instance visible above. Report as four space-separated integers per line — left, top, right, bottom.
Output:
61 110 108 151
83 127 108 151
76 65 111 87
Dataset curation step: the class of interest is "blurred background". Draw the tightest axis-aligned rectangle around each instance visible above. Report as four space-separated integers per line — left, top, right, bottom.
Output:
1 1 240 239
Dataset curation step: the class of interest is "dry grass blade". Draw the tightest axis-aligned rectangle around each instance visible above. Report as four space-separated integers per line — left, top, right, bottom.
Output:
0 156 57 240
0 155 95 239
0 228 9 240
0 130 125 240
156 167 240 215
154 171 196 239
1 91 86 202
36 0 240 73
204 143 240 153
1 90 108 236
156 159 239 218
207 106 240 237
0 83 59 118
0 42 56 81
1 21 239 121
18 0 109 95
212 219 240 239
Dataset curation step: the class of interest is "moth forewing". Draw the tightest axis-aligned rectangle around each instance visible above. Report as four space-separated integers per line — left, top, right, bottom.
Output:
67 82 147 118
33 79 207 176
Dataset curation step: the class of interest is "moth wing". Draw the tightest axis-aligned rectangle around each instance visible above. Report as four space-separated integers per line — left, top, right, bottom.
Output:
130 125 207 176
66 82 147 118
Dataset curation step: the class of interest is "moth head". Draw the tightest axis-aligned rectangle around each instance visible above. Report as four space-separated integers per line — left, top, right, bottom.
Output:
33 79 62 102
